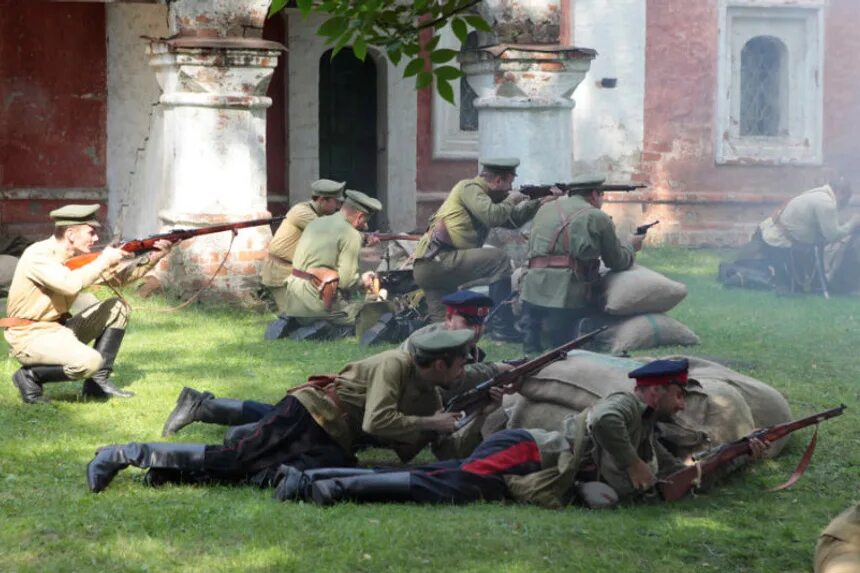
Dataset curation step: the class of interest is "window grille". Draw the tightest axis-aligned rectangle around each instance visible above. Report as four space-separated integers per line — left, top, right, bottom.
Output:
740 35 785 137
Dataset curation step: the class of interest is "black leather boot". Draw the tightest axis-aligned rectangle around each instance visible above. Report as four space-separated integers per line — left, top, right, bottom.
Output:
273 465 377 502
486 280 522 342
12 365 70 404
521 302 544 355
310 471 413 506
161 387 215 436
83 328 134 398
86 442 206 493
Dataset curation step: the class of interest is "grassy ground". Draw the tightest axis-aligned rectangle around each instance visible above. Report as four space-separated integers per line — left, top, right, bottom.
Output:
1 248 857 573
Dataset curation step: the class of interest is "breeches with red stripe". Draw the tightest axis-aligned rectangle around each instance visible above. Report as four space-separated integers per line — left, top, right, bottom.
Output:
407 429 541 504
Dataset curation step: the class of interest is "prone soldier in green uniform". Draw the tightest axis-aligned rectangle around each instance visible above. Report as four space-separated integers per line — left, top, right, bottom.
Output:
261 179 345 311
279 190 381 334
2 204 174 403
412 158 556 341
87 329 494 492
520 177 642 353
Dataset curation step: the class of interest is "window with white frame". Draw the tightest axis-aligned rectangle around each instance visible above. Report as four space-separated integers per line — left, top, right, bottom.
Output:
432 28 479 159
716 1 824 165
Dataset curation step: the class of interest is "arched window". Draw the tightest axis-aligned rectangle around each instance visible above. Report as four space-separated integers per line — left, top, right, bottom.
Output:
740 35 787 137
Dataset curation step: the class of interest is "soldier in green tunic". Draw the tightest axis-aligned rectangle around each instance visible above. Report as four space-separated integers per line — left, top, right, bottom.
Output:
261 179 345 311
413 158 556 341
520 177 642 353
280 190 381 328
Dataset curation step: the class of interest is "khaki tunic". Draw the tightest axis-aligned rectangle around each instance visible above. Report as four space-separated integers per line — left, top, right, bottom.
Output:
261 201 321 287
413 177 541 320
504 392 682 508
281 212 363 324
291 349 484 462
4 238 159 377
815 503 860 573
520 195 635 309
760 185 853 247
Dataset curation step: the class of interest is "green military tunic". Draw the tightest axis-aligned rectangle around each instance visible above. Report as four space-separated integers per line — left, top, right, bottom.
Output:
413 177 542 320
504 392 683 508
4 238 160 378
281 211 364 324
262 201 321 286
520 194 635 309
291 349 485 462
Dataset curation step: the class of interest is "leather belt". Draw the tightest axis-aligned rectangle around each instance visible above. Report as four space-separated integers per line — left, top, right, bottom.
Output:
291 268 315 282
0 313 70 329
528 255 573 269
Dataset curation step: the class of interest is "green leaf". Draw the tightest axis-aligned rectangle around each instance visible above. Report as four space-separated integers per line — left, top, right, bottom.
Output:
386 45 402 66
451 18 468 44
430 49 458 64
317 16 350 38
424 34 441 53
402 43 420 57
416 70 434 89
267 0 290 18
434 65 463 81
296 0 313 17
353 36 368 61
403 57 425 78
465 14 493 33
436 78 455 104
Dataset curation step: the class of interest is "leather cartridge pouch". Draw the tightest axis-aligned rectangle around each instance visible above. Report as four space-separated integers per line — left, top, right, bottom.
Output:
293 268 340 311
422 220 454 260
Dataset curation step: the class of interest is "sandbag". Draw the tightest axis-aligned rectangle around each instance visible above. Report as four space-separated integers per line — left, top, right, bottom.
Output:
0 254 18 288
509 350 791 456
601 264 688 316
588 313 700 355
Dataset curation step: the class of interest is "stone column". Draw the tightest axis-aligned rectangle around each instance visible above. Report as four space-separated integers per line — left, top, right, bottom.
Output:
145 0 284 304
460 45 595 186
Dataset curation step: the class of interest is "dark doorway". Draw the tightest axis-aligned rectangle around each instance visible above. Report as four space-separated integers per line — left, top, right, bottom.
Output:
319 48 378 207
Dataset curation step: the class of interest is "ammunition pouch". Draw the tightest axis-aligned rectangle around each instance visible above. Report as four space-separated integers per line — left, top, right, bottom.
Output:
528 255 601 301
292 268 340 310
422 220 454 261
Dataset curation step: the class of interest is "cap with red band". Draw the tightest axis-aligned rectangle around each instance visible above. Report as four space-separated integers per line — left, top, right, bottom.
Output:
628 358 690 387
442 290 493 324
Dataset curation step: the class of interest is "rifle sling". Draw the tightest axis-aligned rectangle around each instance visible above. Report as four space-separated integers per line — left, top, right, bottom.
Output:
768 425 819 492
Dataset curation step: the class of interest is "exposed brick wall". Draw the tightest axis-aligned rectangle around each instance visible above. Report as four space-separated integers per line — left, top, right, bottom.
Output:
0 3 107 239
607 0 859 246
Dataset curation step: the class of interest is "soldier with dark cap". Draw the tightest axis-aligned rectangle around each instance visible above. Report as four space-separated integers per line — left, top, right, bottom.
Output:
87 329 494 493
261 179 345 311
275 358 763 508
1 204 173 403
280 190 382 333
520 176 641 353
413 158 558 341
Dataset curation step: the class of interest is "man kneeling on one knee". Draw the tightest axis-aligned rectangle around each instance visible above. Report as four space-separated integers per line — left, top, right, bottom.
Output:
2 204 174 404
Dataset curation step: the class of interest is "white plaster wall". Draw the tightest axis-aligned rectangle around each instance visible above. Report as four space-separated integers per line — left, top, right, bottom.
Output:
571 0 646 178
106 3 168 239
287 12 417 230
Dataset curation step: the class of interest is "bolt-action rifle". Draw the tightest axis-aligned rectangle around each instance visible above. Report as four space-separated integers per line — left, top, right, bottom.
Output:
519 183 647 200
658 403 847 502
635 220 660 235
364 232 423 242
443 326 608 430
64 216 285 270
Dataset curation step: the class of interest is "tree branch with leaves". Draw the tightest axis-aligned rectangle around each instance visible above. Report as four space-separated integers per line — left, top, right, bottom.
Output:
268 0 493 103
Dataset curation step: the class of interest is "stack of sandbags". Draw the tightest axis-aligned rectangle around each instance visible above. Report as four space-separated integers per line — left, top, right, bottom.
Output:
586 264 699 354
504 350 793 457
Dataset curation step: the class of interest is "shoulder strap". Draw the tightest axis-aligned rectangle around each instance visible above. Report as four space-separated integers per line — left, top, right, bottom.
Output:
548 202 594 254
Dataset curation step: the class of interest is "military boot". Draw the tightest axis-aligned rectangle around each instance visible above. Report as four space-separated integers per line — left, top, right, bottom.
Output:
273 465 377 502
12 365 70 404
310 471 413 506
161 387 214 436
82 328 134 398
486 280 522 343
87 442 206 493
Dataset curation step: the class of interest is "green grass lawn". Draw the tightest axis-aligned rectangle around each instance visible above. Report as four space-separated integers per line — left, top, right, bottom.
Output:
1 248 857 573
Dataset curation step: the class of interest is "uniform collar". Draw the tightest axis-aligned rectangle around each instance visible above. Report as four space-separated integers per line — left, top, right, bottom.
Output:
473 176 491 192
50 236 73 261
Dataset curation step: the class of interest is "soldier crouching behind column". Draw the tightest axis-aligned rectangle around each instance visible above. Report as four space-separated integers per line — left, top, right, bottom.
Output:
1 204 174 404
277 190 381 338
412 158 558 342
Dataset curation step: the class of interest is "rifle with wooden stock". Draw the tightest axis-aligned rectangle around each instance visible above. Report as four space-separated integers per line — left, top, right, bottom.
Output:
519 183 647 200
64 216 285 270
658 403 847 502
364 232 423 242
443 326 608 430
